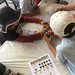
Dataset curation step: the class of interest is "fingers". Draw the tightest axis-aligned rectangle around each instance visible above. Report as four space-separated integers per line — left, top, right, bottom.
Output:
40 26 50 36
43 26 51 31
45 30 54 42
43 33 52 43
43 34 50 43
72 14 75 18
41 21 49 27
56 8 62 11
41 21 49 25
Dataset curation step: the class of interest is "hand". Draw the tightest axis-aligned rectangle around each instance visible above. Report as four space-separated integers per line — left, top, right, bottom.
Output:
41 21 49 25
43 33 52 45
45 30 52 38
41 21 49 28
56 7 64 12
46 30 53 43
41 21 52 31
41 26 51 36
72 14 75 18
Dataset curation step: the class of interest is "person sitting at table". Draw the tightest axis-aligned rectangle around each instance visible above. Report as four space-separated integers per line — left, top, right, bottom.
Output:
0 6 50 45
48 11 75 75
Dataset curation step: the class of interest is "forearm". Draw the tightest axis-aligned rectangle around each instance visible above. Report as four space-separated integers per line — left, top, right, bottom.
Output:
48 43 56 57
62 5 75 11
23 16 43 24
72 14 75 18
44 36 56 56
16 33 42 42
53 34 63 41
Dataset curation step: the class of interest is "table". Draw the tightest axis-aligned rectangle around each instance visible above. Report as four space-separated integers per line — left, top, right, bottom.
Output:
0 1 70 75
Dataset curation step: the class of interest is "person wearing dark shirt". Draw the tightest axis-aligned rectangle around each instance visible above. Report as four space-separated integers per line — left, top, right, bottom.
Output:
0 6 50 45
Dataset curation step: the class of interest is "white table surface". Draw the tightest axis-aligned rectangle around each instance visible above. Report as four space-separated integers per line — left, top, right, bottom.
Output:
0 1 71 75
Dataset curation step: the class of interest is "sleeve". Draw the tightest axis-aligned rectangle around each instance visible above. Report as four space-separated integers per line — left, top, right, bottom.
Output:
56 43 67 63
17 16 44 42
23 16 43 24
16 33 42 42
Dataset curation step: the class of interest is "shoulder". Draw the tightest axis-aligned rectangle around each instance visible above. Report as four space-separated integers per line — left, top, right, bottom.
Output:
56 38 75 53
56 39 69 52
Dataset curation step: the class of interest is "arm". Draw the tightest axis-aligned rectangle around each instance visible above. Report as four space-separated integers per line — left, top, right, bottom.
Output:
43 32 63 56
72 14 75 18
22 16 49 27
23 16 44 24
45 30 63 41
16 16 50 42
16 33 42 42
16 26 50 42
52 34 63 41
43 35 56 56
57 5 75 11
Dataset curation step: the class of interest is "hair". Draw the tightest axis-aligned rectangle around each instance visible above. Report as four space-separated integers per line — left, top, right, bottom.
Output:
64 23 75 38
7 17 24 32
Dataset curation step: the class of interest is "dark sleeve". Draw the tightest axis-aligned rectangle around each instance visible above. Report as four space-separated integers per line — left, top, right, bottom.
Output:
0 31 19 45
16 33 42 42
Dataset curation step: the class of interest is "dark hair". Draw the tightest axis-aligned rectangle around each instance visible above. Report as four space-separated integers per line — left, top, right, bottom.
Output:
7 17 24 33
64 23 75 38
